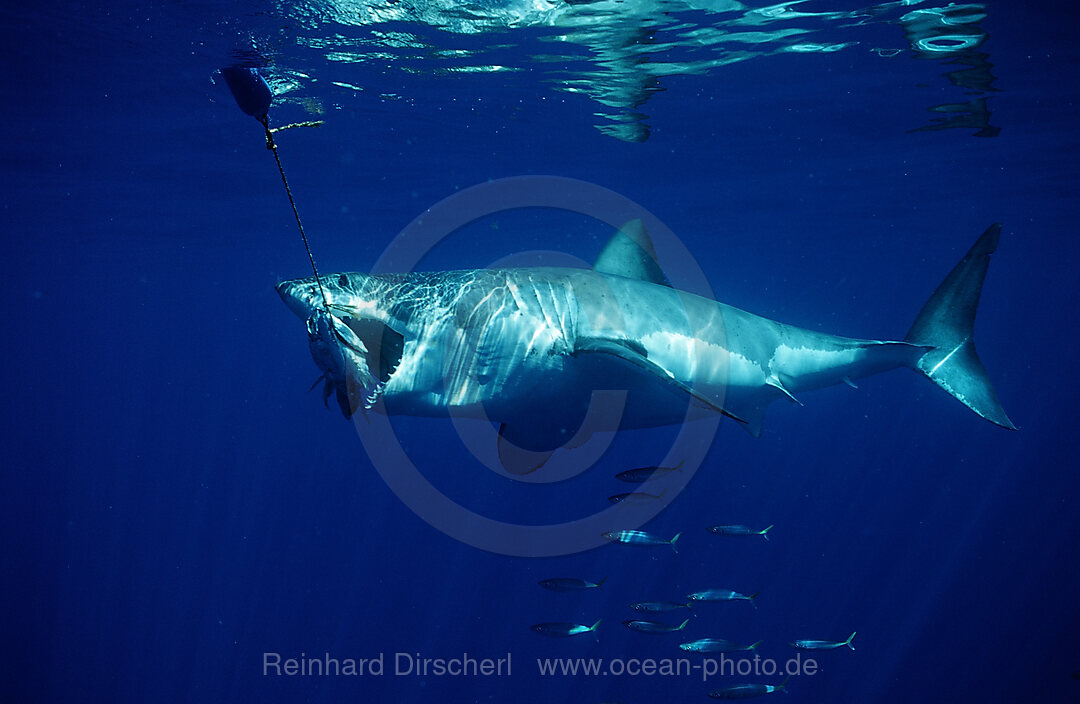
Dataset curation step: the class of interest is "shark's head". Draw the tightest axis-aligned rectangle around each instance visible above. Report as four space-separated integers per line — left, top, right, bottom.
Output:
277 274 407 418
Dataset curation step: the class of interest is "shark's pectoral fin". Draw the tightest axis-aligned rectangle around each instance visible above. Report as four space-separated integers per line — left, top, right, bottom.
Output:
574 337 746 423
498 423 555 475
592 219 672 287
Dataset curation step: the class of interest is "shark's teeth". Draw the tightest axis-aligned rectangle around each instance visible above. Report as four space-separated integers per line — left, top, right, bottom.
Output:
363 381 387 411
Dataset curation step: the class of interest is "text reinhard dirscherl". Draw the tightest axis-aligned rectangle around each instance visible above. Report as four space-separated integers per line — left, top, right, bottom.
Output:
262 652 819 682
263 652 512 677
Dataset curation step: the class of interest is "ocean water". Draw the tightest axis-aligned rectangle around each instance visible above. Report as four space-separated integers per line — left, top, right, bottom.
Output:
3 1 1079 702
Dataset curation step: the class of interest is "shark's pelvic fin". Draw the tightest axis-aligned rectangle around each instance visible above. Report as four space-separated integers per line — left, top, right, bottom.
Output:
766 375 803 405
905 223 1016 430
592 219 672 287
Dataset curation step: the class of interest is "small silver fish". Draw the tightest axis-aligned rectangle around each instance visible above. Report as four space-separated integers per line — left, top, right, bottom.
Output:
707 524 773 541
538 576 607 592
531 619 602 638
680 638 762 653
602 530 681 552
608 490 665 505
629 601 691 613
790 631 856 650
709 676 789 699
614 461 685 483
623 618 689 634
687 589 759 606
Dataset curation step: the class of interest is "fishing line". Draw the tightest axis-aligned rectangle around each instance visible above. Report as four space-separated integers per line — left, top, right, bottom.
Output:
223 65 360 411
220 65 332 313
258 114 331 312
258 114 362 390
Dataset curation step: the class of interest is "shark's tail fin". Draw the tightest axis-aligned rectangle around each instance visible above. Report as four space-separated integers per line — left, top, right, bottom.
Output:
904 224 1015 430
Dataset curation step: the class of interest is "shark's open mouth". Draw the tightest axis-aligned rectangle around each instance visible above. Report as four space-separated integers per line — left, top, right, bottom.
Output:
343 316 405 386
312 313 406 418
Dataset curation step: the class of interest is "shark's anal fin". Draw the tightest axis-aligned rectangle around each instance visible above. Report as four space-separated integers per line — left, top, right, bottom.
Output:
592 219 671 287
574 337 746 423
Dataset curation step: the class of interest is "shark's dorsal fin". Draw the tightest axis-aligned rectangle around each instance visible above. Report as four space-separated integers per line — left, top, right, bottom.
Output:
592 219 671 287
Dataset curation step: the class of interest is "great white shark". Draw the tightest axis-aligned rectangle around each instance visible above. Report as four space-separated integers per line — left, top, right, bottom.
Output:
277 220 1014 469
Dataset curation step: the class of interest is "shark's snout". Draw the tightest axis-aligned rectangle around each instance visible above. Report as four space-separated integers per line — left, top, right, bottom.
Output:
276 278 320 320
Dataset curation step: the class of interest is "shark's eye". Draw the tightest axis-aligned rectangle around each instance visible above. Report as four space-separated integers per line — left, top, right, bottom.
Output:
338 274 348 287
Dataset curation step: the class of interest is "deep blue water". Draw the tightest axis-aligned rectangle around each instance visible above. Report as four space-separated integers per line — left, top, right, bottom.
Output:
4 1 1079 702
